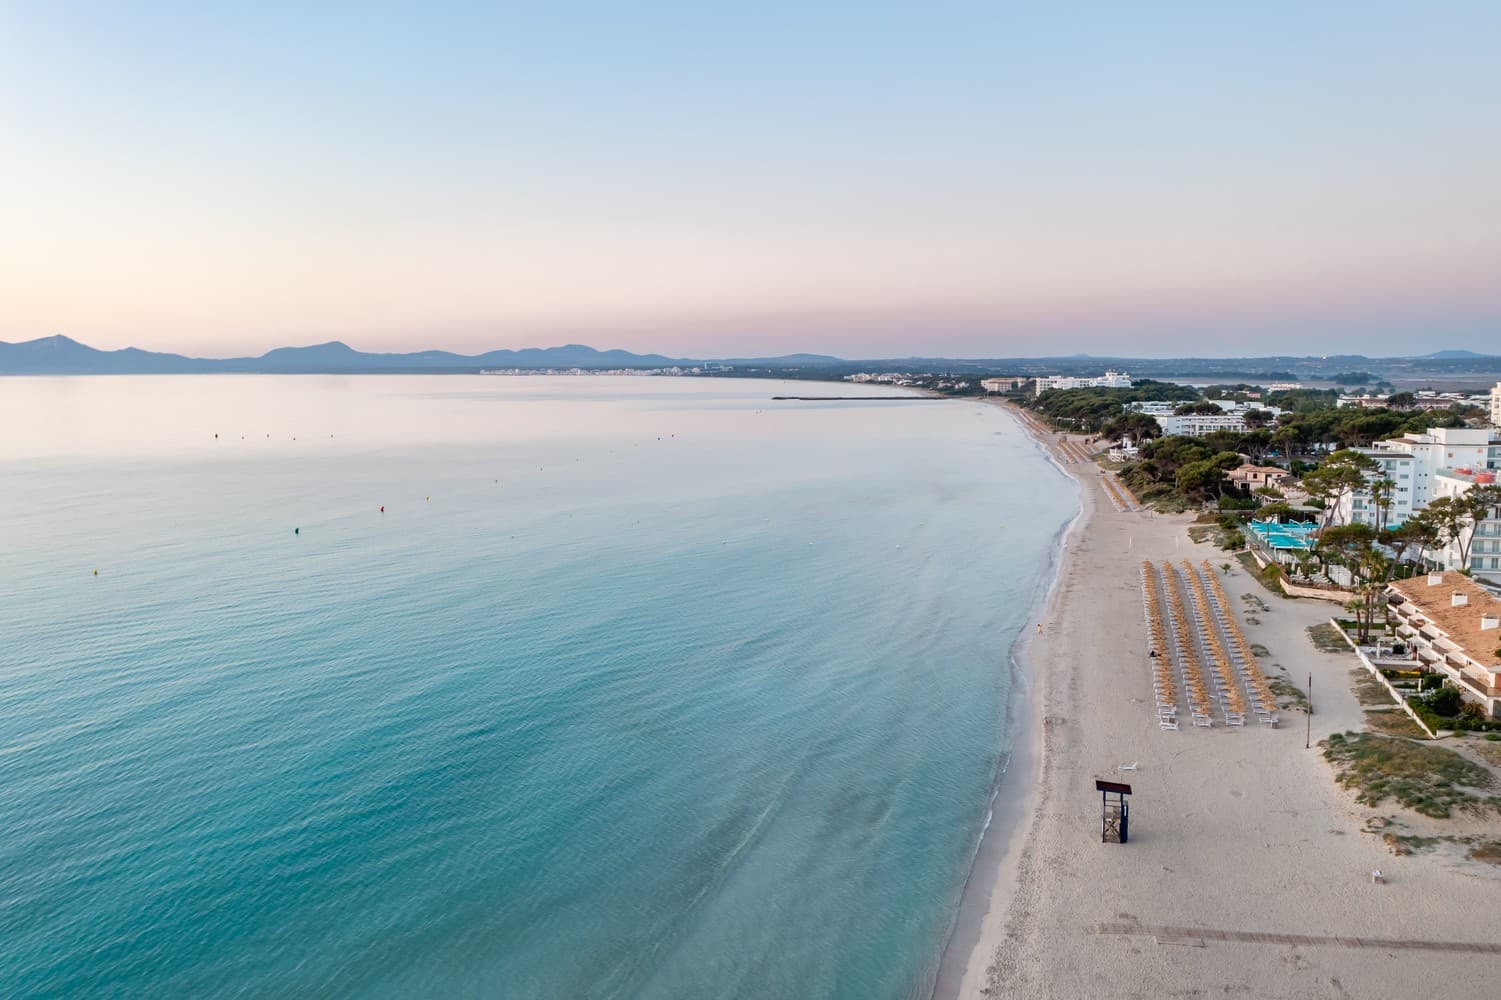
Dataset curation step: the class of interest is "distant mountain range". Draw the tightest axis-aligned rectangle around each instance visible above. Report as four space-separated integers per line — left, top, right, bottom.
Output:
1 334 1498 378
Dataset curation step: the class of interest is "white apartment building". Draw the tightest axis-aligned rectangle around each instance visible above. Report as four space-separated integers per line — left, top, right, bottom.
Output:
1128 400 1178 416
1491 380 1501 426
1342 450 1418 529
1033 370 1131 396
1353 427 1498 510
1152 413 1248 436
1431 468 1501 587
980 376 1029 393
1337 426 1501 582
1128 396 1284 423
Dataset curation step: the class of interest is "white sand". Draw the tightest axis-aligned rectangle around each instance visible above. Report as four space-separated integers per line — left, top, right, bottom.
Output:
946 412 1501 999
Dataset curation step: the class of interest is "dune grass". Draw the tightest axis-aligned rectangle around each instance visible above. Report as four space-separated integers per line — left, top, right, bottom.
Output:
1322 731 1495 819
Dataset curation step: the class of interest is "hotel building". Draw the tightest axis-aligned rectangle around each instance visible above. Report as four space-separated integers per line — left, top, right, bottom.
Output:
1387 572 1501 718
1033 371 1132 396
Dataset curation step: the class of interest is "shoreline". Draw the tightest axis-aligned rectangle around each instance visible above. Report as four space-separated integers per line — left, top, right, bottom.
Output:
962 408 1501 997
932 401 1090 1000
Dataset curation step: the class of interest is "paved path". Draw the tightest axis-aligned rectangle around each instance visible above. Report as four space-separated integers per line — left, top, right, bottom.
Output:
1094 921 1501 954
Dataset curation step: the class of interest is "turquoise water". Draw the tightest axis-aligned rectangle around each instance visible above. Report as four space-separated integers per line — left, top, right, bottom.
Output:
0 376 1074 999
1248 518 1317 550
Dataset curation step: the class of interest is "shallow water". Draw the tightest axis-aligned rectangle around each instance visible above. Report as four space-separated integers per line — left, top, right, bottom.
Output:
0 375 1072 998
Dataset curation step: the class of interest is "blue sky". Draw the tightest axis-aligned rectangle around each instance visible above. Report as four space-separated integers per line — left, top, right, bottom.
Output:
2 1 1498 357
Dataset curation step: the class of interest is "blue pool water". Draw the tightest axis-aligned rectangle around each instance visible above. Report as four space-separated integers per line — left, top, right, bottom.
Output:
0 376 1074 998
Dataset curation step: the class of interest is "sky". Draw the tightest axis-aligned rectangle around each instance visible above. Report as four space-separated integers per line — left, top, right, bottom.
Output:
2 1 1499 359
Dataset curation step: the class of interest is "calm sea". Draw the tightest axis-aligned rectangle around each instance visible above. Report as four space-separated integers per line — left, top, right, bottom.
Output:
0 375 1074 999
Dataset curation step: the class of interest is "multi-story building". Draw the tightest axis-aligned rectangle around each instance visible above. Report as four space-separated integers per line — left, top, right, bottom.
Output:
1345 427 1498 513
1341 450 1417 528
1386 571 1501 718
1491 380 1501 426
1127 399 1282 436
980 377 1029 393
1336 427 1501 581
1033 371 1131 396
1431 468 1501 587
1152 413 1248 436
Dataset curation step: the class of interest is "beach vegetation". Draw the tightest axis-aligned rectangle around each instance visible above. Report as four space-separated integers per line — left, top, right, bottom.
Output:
1321 731 1495 818
1306 623 1350 653
1267 675 1309 711
1237 552 1291 596
1467 842 1501 864
1365 709 1427 739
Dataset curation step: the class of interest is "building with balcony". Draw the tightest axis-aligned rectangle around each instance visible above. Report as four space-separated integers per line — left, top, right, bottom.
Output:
1387 572 1501 718
1338 427 1500 534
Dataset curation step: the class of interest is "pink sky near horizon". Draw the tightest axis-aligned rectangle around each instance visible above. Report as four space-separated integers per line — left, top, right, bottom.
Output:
3 3 1499 359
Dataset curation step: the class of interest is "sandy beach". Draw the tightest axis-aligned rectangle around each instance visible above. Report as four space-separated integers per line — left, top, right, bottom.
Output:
945 404 1501 999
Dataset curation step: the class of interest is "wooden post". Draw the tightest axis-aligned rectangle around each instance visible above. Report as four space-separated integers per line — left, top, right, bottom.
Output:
1306 671 1313 749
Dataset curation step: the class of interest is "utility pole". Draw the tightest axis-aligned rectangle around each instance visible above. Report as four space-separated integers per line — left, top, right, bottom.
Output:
1306 672 1313 750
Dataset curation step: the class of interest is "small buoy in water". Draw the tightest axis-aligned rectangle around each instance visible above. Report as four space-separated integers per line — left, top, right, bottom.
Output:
214 433 218 439
93 569 99 576
426 496 430 501
294 527 300 535
380 506 385 513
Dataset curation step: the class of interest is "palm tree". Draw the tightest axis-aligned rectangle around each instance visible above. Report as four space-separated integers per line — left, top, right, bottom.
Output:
1369 477 1395 532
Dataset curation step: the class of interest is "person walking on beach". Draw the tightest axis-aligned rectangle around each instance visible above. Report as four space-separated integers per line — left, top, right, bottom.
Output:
1036 623 1043 635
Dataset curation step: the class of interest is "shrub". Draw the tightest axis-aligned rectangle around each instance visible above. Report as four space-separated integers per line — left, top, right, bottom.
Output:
1421 685 1465 719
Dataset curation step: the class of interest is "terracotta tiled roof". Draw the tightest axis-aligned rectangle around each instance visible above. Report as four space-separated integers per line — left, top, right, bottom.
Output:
1388 572 1501 668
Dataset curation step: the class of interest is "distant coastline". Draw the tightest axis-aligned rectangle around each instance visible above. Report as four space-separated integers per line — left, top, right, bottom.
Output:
5 334 1501 386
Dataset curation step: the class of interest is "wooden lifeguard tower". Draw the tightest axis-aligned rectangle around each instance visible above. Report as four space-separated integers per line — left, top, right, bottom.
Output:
1096 779 1132 844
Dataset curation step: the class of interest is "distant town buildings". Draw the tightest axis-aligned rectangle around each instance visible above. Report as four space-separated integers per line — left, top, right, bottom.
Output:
980 377 1029 393
480 365 726 376
1337 390 1490 410
842 372 969 390
1033 371 1131 396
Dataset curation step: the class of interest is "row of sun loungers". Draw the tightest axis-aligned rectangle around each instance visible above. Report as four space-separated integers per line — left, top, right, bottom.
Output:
1158 562 1218 727
1194 561 1280 726
1100 475 1136 512
1056 439 1094 463
1139 560 1282 731
1178 561 1250 725
1102 477 1127 511
1140 562 1179 729
1140 560 1215 728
